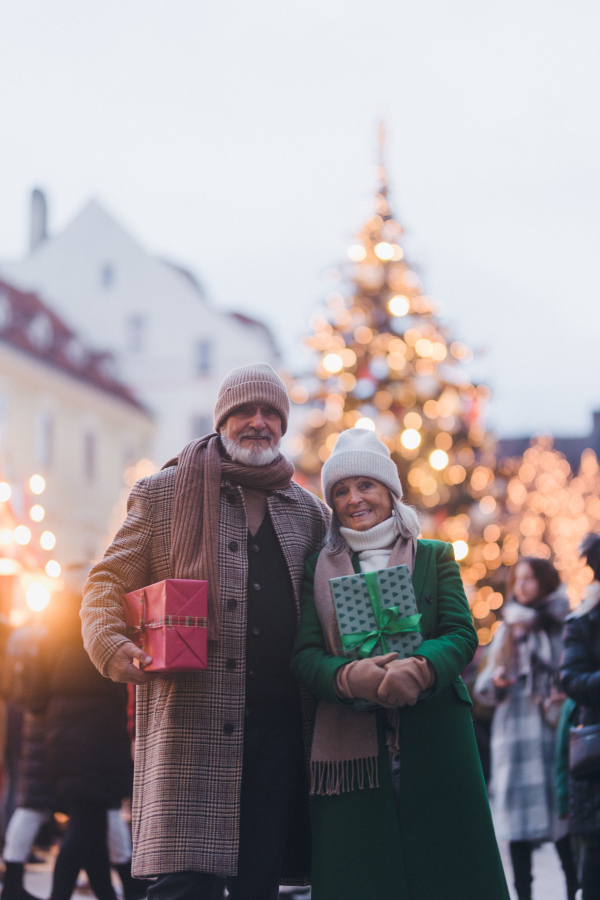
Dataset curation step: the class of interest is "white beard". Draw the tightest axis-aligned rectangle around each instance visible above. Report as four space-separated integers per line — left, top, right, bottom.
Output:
220 433 281 467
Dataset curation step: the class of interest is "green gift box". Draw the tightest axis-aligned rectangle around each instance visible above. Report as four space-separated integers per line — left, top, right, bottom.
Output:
330 564 423 662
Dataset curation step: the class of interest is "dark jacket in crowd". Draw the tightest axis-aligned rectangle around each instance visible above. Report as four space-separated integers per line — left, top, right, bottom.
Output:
44 604 133 812
560 586 600 836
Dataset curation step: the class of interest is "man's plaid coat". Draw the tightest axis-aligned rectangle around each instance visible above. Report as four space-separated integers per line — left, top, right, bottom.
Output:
81 464 329 879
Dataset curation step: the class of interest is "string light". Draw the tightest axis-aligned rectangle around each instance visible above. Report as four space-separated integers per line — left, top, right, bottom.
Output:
40 531 56 551
29 475 45 494
0 483 11 502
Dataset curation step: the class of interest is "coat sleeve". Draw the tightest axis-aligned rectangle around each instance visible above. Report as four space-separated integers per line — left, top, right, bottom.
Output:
81 477 155 677
290 554 352 705
415 541 479 696
560 615 600 706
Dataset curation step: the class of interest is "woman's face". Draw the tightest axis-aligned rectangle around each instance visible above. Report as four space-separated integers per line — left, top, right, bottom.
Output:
513 561 541 606
331 476 393 532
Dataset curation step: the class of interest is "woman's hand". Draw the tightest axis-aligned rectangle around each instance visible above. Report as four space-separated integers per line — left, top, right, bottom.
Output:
337 653 398 704
492 666 516 690
377 656 434 707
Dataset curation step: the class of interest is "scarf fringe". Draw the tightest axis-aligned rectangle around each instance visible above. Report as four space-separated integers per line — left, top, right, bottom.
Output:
310 756 379 796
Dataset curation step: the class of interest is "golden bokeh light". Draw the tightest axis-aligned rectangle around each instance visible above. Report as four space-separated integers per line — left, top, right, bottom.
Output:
14 526 32 546
0 483 11 503
45 560 61 578
29 505 45 522
400 428 421 450
388 295 410 317
30 475 46 494
430 449 449 471
40 531 56 551
322 353 344 374
453 540 469 561
374 242 394 261
26 583 50 611
347 244 366 261
355 417 376 431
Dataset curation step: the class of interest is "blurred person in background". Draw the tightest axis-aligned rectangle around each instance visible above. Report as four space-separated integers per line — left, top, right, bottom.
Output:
43 591 141 900
475 557 578 900
560 533 600 900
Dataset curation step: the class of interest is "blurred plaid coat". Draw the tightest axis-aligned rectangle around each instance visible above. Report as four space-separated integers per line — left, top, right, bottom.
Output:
81 464 329 879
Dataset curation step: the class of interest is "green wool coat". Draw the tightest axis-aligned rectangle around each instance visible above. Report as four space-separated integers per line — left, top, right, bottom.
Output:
291 539 510 900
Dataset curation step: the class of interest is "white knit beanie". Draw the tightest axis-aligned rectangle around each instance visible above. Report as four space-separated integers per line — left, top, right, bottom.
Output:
321 428 403 506
213 363 290 434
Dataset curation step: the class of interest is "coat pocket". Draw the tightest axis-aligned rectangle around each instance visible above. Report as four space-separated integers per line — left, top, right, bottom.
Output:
451 679 473 706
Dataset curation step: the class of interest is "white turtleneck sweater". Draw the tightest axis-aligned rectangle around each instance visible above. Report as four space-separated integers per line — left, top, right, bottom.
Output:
340 515 400 573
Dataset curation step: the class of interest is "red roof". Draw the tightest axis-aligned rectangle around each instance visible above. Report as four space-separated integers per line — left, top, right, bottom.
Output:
0 278 146 411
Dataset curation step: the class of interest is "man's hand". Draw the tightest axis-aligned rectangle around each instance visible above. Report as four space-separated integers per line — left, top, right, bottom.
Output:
106 641 153 684
377 656 434 707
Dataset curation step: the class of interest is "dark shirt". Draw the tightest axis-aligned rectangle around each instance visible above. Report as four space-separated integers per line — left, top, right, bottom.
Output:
245 512 299 722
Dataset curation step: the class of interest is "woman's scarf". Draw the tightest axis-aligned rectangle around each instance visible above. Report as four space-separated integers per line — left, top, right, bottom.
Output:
310 530 417 795
164 433 294 641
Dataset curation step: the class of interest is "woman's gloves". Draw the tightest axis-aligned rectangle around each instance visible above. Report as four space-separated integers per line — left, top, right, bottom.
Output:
335 653 435 707
377 656 434 707
335 653 398 705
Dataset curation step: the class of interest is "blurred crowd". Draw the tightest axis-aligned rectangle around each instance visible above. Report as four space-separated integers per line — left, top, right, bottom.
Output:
0 589 151 900
0 539 597 900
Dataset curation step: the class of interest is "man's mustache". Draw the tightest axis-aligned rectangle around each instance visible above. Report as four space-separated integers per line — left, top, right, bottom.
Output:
239 431 272 441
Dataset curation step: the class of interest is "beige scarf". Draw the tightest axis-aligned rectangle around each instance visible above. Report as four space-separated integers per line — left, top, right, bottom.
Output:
310 530 416 795
164 434 294 641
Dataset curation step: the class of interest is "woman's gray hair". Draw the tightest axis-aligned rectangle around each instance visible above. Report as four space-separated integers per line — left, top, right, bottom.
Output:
323 494 420 555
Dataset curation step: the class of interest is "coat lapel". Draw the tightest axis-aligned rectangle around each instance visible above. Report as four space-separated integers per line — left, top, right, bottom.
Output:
412 540 433 609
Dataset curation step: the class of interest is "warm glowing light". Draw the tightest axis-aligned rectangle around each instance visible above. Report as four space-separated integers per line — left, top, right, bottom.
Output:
45 560 61 578
400 429 421 450
0 482 11 502
488 592 504 610
430 450 449 471
322 353 344 374
26 583 50 611
355 418 376 431
40 531 56 551
415 338 433 358
374 242 395 261
431 342 448 361
0 529 13 544
290 385 309 404
453 540 469 561
14 526 31 546
29 505 45 522
29 475 46 494
404 412 422 429
347 244 367 261
0 559 19 575
340 348 357 367
479 496 497 515
354 326 373 344
388 295 410 317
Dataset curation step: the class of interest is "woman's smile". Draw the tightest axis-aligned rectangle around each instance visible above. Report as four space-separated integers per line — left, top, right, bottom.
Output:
331 476 393 531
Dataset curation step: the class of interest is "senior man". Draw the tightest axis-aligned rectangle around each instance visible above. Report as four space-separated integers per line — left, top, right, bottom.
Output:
81 364 329 900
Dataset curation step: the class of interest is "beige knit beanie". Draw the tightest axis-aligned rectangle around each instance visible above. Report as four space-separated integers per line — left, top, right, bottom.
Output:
213 363 290 434
321 428 403 506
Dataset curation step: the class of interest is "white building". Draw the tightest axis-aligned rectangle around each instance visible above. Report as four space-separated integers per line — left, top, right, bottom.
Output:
0 276 154 609
1 195 280 466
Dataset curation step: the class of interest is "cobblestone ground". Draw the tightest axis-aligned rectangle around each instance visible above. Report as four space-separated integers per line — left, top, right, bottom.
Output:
21 841 575 900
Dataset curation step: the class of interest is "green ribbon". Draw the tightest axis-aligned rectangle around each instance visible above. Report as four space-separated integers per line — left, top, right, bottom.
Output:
340 570 422 659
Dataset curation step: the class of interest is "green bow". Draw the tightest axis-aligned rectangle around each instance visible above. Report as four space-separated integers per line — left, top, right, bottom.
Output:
340 570 422 659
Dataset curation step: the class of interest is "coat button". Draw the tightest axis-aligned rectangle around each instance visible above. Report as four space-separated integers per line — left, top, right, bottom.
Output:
426 594 433 604
251 544 260 553
248 669 255 678
223 722 235 735
228 541 239 552
251 626 261 637
227 598 237 610
252 582 261 592
225 658 237 670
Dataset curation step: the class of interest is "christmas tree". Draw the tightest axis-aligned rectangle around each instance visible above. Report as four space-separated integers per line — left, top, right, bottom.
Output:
287 131 504 643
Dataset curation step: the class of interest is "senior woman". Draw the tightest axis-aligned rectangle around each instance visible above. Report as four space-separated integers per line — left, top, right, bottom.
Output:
291 428 509 900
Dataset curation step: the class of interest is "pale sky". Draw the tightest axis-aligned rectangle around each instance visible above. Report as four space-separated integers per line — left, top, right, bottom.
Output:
1 0 599 439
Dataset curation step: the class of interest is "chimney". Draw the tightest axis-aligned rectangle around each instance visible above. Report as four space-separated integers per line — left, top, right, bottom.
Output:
30 188 47 253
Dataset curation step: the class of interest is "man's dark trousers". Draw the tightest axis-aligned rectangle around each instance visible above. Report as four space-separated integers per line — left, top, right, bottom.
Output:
147 712 306 900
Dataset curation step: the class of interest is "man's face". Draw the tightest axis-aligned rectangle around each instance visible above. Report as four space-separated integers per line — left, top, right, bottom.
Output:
220 403 283 465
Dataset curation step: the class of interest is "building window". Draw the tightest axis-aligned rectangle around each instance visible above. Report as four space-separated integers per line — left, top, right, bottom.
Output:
191 415 213 439
36 409 53 467
84 431 96 482
194 340 212 376
100 263 116 288
126 315 146 352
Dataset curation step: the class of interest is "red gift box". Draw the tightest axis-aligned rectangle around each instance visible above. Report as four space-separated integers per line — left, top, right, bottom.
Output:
122 579 208 673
